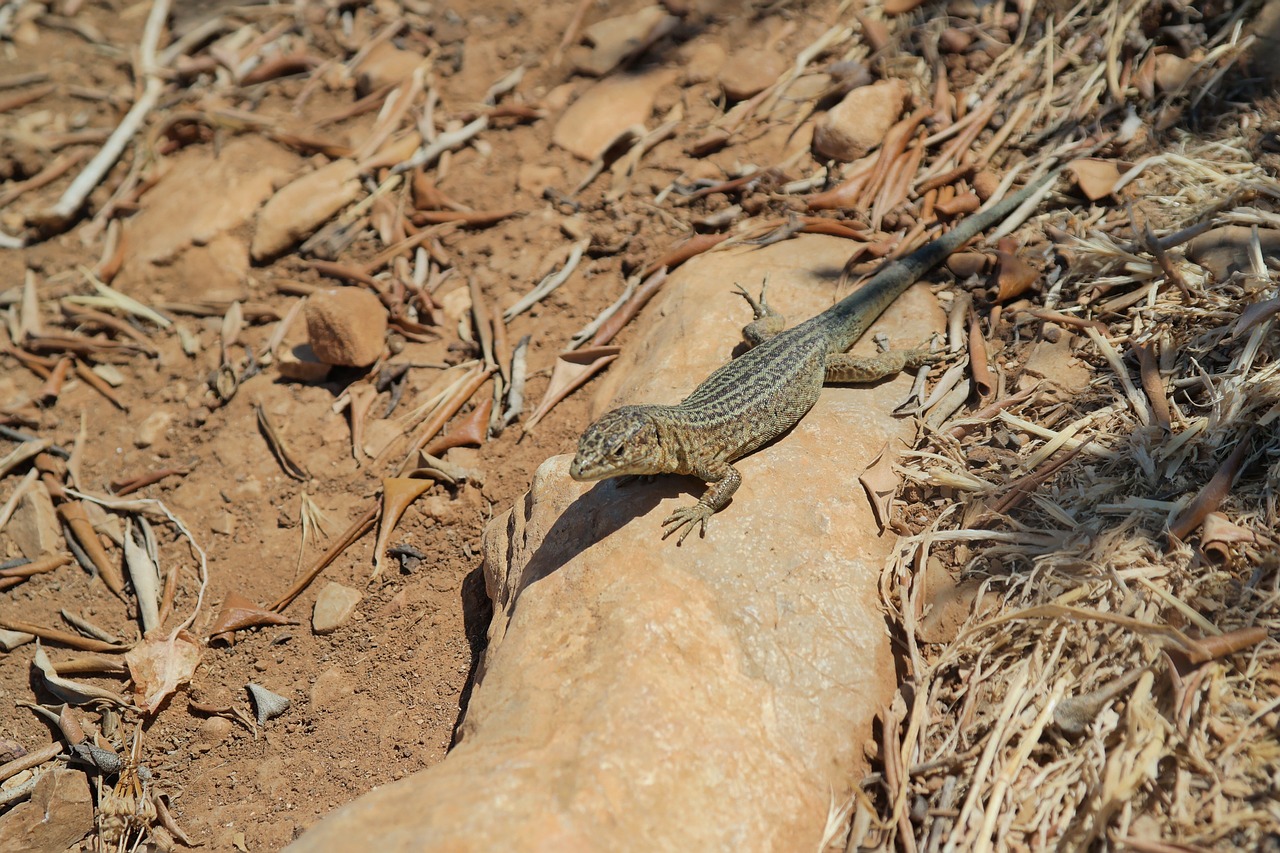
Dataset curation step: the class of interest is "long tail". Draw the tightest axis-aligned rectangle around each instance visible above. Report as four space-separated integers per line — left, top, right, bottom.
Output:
827 168 1060 345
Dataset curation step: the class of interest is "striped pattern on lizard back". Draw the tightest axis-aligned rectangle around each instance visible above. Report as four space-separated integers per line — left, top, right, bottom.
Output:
570 168 1060 543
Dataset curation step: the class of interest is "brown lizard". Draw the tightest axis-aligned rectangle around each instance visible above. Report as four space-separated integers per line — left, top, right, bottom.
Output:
570 169 1059 543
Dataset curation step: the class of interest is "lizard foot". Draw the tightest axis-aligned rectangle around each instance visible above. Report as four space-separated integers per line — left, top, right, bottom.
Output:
661 503 712 545
733 276 770 320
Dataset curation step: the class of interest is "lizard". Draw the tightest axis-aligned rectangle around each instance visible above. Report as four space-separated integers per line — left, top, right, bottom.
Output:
569 168 1059 543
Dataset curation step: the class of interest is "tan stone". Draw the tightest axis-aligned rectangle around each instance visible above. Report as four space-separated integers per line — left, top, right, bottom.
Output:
288 235 937 852
305 288 387 367
812 79 906 162
718 47 786 100
551 69 677 161
123 137 295 266
575 6 676 76
355 42 427 95
252 159 363 261
312 582 361 635
277 344 332 382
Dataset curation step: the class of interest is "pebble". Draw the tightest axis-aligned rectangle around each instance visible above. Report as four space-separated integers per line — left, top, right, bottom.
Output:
355 43 426 95
9 484 58 559
812 79 905 162
312 582 362 635
575 6 675 76
717 48 785 101
551 69 676 161
134 410 173 448
305 288 387 368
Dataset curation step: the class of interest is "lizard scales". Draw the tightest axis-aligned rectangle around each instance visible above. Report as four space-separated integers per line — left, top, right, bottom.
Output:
571 170 1058 543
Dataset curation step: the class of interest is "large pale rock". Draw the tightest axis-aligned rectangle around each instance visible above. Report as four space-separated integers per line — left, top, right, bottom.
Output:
0 768 94 851
289 235 943 852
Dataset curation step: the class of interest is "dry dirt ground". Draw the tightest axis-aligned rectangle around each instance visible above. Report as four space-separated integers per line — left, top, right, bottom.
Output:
1 0 1278 851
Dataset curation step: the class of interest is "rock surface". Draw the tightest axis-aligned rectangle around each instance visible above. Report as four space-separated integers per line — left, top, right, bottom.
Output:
288 234 939 852
0 768 94 852
311 582 361 634
305 288 387 367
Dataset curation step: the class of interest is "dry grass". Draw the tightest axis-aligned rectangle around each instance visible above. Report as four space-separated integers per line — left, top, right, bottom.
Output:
843 1 1280 850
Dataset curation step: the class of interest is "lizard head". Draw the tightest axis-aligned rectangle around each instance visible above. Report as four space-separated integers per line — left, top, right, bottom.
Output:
570 406 663 480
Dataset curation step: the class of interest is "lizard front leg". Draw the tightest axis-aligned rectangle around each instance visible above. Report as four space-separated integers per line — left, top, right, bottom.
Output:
661 462 741 544
735 279 787 348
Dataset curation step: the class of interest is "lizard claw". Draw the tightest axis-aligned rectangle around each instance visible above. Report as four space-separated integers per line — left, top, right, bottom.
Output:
661 503 712 545
732 276 770 320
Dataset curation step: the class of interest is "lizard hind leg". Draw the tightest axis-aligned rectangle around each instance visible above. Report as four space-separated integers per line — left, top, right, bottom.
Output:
735 276 787 347
824 345 942 383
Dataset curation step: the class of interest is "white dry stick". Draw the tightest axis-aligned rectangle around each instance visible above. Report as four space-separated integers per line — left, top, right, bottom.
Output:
1085 327 1152 427
65 490 209 634
40 0 172 228
391 115 489 175
568 274 640 349
123 518 161 634
503 238 590 322
501 334 531 428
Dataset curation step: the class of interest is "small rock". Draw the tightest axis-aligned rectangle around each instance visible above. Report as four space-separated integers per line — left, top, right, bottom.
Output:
9 483 59 560
90 364 126 387
312 582 362 634
552 69 677 161
812 79 905 162
309 667 355 710
252 159 363 261
246 683 291 725
135 410 174 448
681 39 725 85
971 170 1000 200
717 47 786 101
277 344 333 382
211 511 236 536
516 163 563 196
192 716 234 752
575 6 676 76
934 192 980 217
946 251 989 278
305 288 387 368
355 42 426 95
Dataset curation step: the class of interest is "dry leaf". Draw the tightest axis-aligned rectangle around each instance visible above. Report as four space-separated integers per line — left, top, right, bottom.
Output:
32 643 130 707
125 628 202 714
992 250 1039 301
524 346 621 430
373 478 435 578
208 591 294 636
1067 158 1120 201
858 442 899 532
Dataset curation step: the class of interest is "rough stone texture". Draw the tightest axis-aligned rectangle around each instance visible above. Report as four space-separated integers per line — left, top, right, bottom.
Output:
0 768 94 852
551 69 676 161
312 582 362 634
812 78 905 162
305 288 387 367
123 136 295 266
288 235 941 852
252 159 363 261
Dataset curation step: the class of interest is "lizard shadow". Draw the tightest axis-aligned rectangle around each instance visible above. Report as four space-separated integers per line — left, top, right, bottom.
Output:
510 474 695 593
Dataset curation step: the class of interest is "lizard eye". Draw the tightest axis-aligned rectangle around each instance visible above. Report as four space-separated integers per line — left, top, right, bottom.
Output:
611 444 625 457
